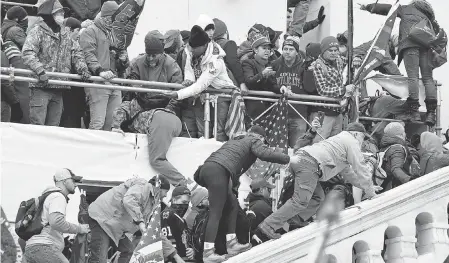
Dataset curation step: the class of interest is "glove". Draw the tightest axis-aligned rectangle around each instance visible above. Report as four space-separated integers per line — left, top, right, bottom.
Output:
38 72 49 86
182 79 194 87
80 70 91 81
317 6 326 24
10 103 23 123
99 70 115 80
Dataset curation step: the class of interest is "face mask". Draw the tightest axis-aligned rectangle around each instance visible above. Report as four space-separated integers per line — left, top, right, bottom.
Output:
18 19 28 32
171 203 189 217
53 14 65 26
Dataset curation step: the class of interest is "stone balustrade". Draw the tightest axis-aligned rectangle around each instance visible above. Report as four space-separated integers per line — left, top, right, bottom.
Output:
228 167 449 263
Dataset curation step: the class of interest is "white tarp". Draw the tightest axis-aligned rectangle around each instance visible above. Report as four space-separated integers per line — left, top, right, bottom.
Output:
0 123 222 223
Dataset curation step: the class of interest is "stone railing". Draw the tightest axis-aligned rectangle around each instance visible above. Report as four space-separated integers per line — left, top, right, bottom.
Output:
228 167 449 263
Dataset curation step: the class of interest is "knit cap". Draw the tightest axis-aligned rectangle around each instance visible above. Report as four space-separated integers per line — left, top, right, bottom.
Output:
250 32 271 49
191 187 208 207
101 1 119 17
306 43 321 59
213 18 227 39
6 6 28 21
320 36 339 55
64 17 81 30
189 25 210 48
144 35 164 55
283 35 300 52
346 122 366 133
384 122 406 139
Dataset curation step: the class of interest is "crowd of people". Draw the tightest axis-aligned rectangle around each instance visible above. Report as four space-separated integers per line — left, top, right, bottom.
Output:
2 0 449 263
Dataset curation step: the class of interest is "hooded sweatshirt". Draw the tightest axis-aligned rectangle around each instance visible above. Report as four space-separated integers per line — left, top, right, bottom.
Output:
1 19 27 50
272 53 308 118
379 134 411 188
420 132 449 175
177 42 235 100
195 14 214 31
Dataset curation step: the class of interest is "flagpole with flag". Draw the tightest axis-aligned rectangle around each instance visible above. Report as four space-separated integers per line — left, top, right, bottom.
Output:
352 0 400 85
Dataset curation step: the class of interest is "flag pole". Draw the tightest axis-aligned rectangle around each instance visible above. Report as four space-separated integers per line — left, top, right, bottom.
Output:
348 0 359 122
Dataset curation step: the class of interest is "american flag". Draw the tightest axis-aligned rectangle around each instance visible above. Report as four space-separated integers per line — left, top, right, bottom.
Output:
111 0 146 49
353 0 400 85
225 90 246 139
129 182 164 263
245 96 289 180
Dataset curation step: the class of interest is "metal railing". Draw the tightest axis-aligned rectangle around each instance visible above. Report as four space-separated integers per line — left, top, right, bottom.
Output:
0 67 442 138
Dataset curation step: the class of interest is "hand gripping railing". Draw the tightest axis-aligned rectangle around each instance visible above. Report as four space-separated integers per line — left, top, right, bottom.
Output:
0 67 342 139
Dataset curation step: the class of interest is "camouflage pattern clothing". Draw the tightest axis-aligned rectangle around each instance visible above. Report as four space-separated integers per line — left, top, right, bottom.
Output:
22 22 89 90
111 98 142 129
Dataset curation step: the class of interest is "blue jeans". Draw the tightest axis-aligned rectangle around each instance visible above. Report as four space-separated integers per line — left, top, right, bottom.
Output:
29 88 63 126
264 152 324 230
288 117 308 148
402 47 437 101
86 88 122 131
288 0 311 36
88 217 134 263
215 97 231 142
25 244 68 263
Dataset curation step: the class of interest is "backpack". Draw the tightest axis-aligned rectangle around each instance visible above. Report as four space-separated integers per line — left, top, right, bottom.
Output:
15 189 62 241
190 209 209 256
376 144 421 184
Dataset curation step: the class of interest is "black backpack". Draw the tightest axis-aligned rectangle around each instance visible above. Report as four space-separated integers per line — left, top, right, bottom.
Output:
15 189 62 241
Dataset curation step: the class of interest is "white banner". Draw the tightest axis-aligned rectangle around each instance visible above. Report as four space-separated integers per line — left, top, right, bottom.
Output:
0 123 222 223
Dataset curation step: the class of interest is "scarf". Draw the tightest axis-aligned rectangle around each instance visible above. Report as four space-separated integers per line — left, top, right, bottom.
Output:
94 16 114 45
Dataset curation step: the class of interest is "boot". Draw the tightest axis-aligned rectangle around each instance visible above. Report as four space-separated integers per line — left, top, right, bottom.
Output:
397 99 422 122
203 248 226 263
257 221 282 240
425 100 437 126
226 237 252 257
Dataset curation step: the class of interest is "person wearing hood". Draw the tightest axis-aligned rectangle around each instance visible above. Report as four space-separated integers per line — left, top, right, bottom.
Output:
379 122 414 191
185 187 209 230
24 169 89 263
247 178 275 239
213 18 247 92
272 36 309 147
88 177 161 263
22 0 91 126
287 1 326 38
80 1 124 131
241 33 282 120
419 132 449 175
170 25 236 141
258 123 378 240
162 186 194 262
267 27 283 59
360 0 440 126
1 6 30 123
237 23 270 62
194 125 291 262
164 29 183 60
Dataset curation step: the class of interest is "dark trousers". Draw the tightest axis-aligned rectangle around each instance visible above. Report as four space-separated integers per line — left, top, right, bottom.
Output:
198 162 238 243
9 56 30 124
61 87 86 128
88 217 134 263
402 47 437 102
215 206 251 255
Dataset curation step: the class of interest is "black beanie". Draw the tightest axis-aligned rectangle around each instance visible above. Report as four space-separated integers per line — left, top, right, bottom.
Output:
189 25 210 48
64 17 81 30
144 35 164 55
306 43 321 59
6 6 27 21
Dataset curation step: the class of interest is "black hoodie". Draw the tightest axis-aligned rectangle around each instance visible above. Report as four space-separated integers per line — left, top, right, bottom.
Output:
248 192 273 232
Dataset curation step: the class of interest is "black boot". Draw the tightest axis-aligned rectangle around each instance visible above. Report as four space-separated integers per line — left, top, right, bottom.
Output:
425 99 437 126
395 99 421 122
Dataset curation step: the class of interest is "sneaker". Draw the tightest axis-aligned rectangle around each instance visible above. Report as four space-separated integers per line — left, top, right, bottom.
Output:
226 237 252 257
203 248 226 263
257 222 282 240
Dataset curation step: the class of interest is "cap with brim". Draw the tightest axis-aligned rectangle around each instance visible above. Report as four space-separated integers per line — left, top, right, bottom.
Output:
148 30 164 41
54 168 83 183
172 186 191 198
163 30 180 49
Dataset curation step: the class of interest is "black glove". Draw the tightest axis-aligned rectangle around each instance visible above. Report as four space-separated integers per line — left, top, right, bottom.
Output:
10 103 23 123
317 6 326 24
80 70 91 81
38 72 49 86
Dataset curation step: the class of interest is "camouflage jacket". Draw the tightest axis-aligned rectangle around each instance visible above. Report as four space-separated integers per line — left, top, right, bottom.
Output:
22 22 88 89
112 98 180 132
